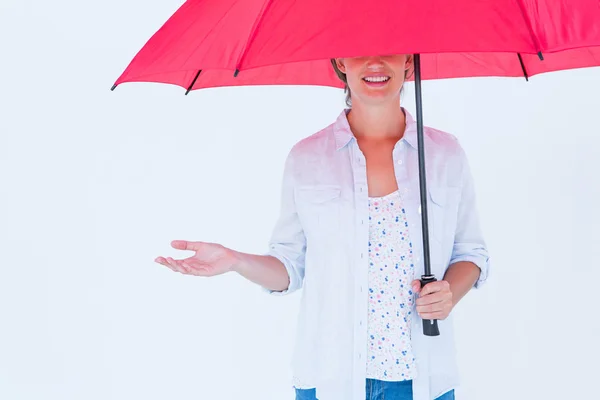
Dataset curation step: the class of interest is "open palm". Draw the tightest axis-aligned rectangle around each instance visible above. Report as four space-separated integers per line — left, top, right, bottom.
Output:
155 240 237 277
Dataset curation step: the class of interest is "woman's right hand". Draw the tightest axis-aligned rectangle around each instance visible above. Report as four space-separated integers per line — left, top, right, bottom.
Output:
154 240 239 277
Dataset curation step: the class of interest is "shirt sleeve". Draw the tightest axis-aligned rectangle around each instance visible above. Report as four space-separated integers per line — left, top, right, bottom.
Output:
449 143 491 289
261 147 307 296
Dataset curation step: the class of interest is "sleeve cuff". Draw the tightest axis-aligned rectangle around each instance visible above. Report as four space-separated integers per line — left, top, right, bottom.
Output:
450 254 491 289
259 251 300 296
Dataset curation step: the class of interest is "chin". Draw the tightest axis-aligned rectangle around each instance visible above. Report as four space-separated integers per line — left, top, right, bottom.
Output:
356 93 399 107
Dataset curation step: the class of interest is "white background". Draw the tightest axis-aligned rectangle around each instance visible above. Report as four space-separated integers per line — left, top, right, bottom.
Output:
1 1 599 399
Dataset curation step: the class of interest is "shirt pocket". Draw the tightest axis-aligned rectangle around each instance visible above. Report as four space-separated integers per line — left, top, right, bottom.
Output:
428 186 460 246
294 185 342 237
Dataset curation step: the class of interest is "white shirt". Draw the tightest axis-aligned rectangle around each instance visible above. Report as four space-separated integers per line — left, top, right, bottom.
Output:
262 107 490 400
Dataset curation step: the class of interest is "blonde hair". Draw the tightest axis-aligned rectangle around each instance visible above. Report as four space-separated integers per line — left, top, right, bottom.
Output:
330 59 352 107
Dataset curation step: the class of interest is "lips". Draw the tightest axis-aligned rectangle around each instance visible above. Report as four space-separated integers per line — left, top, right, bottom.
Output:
362 75 391 88
363 76 390 83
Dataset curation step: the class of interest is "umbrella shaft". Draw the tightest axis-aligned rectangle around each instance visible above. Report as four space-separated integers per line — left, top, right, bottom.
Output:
414 54 432 277
414 54 440 336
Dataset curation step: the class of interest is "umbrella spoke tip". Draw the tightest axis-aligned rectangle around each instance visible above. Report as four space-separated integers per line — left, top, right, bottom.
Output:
233 69 240 77
110 84 117 91
537 51 544 61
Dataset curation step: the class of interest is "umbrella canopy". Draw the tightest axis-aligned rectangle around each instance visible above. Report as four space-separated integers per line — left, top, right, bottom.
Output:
112 0 600 91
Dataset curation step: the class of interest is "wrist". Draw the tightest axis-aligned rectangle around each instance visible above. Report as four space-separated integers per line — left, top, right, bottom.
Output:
228 249 244 274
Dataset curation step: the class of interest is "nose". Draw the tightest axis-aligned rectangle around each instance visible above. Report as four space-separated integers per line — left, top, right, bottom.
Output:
364 56 385 70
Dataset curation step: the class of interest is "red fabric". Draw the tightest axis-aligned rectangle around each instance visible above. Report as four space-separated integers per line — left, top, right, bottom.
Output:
113 0 600 91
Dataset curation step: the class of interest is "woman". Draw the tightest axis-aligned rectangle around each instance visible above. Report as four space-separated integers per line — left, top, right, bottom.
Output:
155 54 490 400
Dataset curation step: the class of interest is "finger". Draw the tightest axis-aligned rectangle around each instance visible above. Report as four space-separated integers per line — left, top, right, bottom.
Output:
420 280 449 297
182 260 209 276
175 259 191 274
182 258 207 271
156 256 188 274
166 257 187 274
164 257 179 271
416 291 447 306
411 280 421 294
155 256 177 271
171 240 203 252
417 301 446 313
419 282 442 297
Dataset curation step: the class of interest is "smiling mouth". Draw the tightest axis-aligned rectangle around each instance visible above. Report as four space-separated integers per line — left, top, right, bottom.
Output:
363 76 390 83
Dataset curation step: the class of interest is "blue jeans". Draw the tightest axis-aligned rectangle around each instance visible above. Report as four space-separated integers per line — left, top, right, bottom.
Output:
295 379 455 400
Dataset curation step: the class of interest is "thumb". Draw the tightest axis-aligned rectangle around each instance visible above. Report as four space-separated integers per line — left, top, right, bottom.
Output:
411 279 421 294
171 240 203 251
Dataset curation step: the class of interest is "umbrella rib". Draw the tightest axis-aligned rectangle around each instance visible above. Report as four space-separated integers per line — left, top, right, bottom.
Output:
185 70 203 95
233 0 276 77
515 0 544 60
517 53 529 81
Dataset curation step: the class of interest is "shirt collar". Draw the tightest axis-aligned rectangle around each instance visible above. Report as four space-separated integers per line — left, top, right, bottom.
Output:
333 106 419 151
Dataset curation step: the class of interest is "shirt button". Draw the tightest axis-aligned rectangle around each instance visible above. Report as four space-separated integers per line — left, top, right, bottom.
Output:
397 159 403 164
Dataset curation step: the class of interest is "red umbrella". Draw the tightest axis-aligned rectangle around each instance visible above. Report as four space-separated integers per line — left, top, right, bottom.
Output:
112 0 600 90
112 0 600 336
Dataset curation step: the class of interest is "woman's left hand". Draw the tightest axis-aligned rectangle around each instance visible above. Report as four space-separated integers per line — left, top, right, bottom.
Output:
411 279 454 320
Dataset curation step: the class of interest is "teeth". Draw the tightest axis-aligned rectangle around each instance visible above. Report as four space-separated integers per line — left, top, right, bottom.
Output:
364 76 389 82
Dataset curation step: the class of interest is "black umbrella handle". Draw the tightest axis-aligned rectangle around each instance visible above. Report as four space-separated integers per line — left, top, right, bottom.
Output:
420 274 440 336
